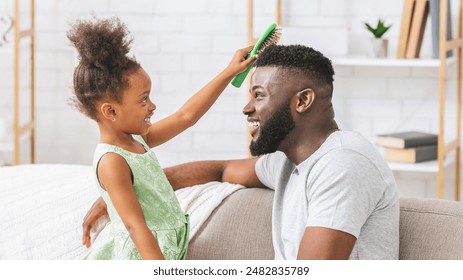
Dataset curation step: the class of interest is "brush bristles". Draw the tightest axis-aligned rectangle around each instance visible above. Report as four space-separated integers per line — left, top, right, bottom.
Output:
259 27 282 51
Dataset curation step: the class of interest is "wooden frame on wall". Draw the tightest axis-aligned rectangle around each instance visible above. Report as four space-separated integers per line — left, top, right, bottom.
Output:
13 0 35 164
437 0 462 200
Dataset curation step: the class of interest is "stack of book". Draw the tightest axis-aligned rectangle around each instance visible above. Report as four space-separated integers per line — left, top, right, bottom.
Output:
375 131 438 163
396 0 452 59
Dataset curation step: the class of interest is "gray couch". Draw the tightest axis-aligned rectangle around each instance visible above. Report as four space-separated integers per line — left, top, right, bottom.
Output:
3 163 462 260
187 188 463 260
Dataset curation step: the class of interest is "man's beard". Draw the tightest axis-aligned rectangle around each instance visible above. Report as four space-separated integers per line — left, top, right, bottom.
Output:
249 100 296 156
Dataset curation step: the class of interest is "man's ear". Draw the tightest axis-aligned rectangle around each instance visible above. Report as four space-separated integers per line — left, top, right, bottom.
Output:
295 89 315 113
100 102 116 121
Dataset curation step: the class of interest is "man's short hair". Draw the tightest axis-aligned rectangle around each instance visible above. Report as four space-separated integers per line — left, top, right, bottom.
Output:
255 45 334 90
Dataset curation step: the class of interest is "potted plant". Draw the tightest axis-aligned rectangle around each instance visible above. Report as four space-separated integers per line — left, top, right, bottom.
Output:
364 19 392 58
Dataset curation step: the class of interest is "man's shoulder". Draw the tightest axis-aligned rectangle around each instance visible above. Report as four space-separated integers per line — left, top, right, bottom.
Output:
255 152 293 190
257 151 292 172
326 130 371 148
261 151 288 161
318 130 383 165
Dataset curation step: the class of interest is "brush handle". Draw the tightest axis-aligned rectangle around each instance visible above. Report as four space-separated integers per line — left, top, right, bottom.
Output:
231 44 260 88
231 62 255 88
231 23 278 88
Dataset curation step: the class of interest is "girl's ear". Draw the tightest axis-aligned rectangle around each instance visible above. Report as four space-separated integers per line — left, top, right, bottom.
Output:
295 88 315 113
100 103 116 121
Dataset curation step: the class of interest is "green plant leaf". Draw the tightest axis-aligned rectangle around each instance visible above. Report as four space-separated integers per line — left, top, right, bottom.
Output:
364 19 391 38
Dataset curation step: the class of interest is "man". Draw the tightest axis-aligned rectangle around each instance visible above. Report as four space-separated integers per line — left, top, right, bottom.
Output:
83 45 399 260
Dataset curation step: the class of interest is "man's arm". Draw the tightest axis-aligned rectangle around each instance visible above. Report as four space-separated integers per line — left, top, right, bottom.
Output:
82 197 108 248
297 227 356 260
164 158 264 190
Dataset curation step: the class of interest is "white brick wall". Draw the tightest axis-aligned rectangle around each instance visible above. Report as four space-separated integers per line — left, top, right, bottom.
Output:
0 0 461 199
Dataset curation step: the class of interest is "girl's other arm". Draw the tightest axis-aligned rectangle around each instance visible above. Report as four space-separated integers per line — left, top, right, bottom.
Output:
145 46 257 148
98 153 164 260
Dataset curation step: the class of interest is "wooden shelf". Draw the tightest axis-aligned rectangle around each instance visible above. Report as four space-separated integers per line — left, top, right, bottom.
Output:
332 0 462 200
332 55 456 67
387 156 454 173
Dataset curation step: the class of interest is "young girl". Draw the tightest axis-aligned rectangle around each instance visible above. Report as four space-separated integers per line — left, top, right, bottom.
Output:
67 17 256 260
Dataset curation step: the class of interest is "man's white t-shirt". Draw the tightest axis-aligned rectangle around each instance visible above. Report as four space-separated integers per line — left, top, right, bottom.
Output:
255 130 399 260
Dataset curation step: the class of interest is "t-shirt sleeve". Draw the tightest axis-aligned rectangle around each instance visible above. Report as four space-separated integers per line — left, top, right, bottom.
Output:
255 152 288 190
305 149 385 238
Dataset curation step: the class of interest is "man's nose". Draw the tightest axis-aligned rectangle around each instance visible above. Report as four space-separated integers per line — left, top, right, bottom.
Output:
242 100 254 115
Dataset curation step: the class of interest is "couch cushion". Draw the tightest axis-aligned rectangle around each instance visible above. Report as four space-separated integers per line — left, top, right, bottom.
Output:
187 188 463 260
399 197 463 260
187 188 274 260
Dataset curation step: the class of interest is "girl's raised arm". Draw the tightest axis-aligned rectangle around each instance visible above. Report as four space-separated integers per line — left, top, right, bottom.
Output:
145 46 256 148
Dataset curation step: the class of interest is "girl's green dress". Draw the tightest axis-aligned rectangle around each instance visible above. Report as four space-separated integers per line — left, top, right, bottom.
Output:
84 135 189 260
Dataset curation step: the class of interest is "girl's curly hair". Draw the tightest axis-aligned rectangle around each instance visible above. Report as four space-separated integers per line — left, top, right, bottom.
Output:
67 17 140 120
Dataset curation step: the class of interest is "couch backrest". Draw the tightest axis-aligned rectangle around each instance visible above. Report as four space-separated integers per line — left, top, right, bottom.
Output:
399 197 463 260
187 187 463 260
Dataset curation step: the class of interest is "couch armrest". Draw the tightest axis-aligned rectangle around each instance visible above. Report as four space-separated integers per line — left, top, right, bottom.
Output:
399 197 463 260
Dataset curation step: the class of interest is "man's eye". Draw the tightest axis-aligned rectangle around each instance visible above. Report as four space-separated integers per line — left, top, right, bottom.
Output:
255 92 263 98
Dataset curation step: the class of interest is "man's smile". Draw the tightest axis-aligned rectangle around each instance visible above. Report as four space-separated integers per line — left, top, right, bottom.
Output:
247 120 260 137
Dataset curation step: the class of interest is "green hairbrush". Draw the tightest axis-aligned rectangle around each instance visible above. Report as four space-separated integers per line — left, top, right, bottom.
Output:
231 23 282 88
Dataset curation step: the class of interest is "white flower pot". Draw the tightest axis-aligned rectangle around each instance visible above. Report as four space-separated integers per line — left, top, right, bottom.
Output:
370 38 388 58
